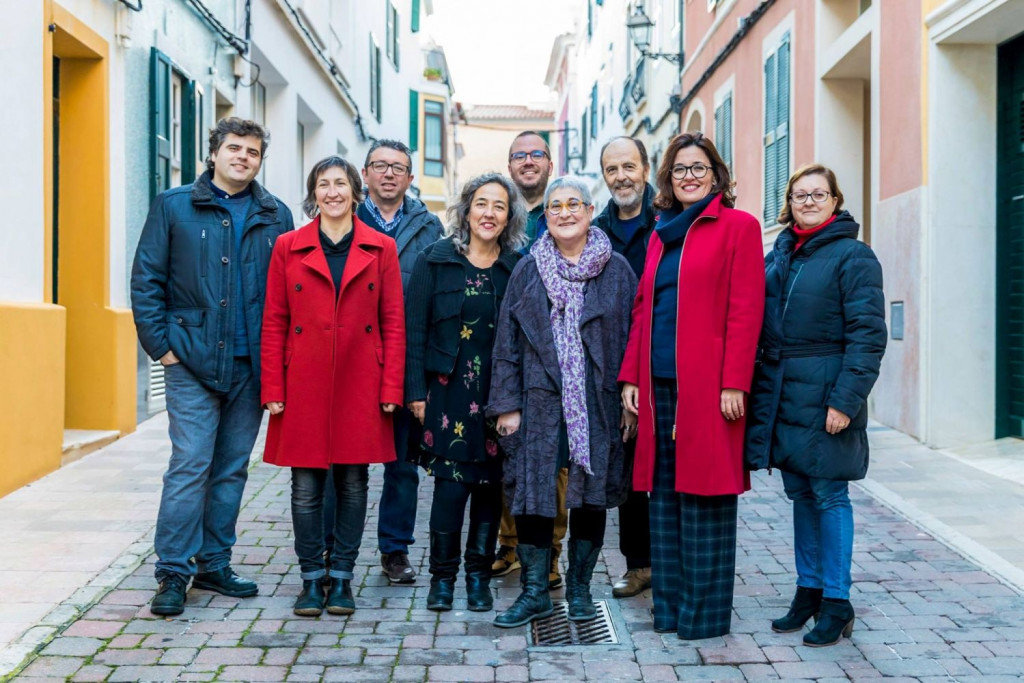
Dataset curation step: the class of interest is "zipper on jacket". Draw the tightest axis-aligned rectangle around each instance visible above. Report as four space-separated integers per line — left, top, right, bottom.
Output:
780 262 804 323
201 229 208 277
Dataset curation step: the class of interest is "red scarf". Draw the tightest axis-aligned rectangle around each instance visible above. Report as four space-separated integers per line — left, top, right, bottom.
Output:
793 214 837 251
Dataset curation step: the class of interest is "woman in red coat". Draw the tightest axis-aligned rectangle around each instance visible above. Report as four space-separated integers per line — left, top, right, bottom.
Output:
261 156 405 618
620 133 764 639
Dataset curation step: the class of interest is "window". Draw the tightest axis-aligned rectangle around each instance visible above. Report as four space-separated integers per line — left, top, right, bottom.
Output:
385 2 400 70
763 32 790 226
714 91 733 172
424 99 444 177
369 35 382 122
580 112 588 168
171 75 183 187
251 81 267 183
590 84 598 139
150 47 202 199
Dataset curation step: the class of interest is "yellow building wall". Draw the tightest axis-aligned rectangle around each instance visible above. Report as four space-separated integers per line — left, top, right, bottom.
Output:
0 303 66 498
419 94 448 210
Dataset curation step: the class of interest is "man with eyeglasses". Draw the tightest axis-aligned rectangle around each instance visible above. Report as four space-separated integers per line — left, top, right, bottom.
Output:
345 139 443 585
491 130 569 591
592 136 656 599
507 130 554 244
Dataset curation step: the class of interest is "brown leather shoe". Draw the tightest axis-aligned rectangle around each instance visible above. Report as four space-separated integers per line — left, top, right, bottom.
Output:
612 567 651 598
491 545 520 576
381 552 417 584
548 552 562 590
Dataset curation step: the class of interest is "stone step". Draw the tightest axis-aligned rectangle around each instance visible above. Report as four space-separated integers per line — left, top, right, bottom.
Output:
61 429 120 466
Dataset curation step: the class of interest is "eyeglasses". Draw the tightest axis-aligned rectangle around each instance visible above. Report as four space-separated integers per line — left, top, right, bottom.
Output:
789 190 832 204
546 199 589 216
366 160 411 176
509 150 549 164
671 163 711 179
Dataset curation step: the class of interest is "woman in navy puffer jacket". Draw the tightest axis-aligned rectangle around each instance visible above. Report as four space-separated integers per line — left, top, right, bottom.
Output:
745 164 886 648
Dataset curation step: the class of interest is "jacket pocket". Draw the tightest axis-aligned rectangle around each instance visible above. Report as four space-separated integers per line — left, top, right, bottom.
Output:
375 347 385 365
284 347 293 367
167 309 205 327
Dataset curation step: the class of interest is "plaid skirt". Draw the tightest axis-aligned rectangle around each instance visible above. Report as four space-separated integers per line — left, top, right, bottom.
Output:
649 378 738 639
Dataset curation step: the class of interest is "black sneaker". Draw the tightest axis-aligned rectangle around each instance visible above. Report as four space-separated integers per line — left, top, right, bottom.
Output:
151 574 188 616
192 567 258 597
381 552 417 584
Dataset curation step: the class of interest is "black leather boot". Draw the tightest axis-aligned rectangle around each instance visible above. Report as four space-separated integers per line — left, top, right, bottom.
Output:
566 538 601 621
293 579 326 616
326 578 355 615
464 520 497 612
493 544 554 628
150 574 188 616
771 586 823 633
803 598 855 647
427 530 460 611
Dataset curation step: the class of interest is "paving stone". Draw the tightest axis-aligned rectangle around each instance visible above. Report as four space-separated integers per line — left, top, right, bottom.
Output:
40 637 105 657
638 664 679 681
107 665 185 681
20 656 86 678
584 659 643 680
392 664 428 681
218 665 291 681
675 664 745 680
772 661 846 678
92 648 163 666
295 646 364 666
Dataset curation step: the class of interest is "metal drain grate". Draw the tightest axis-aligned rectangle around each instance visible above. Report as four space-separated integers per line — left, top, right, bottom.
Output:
531 600 618 645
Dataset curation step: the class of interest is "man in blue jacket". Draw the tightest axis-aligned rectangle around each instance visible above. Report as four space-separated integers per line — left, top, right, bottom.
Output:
356 139 444 584
131 118 293 616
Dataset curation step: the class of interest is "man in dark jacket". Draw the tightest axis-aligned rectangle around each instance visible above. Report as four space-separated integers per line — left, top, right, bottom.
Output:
507 131 553 245
131 118 294 617
592 136 656 598
356 139 444 584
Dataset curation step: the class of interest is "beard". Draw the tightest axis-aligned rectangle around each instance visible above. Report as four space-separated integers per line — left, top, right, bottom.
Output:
612 182 644 212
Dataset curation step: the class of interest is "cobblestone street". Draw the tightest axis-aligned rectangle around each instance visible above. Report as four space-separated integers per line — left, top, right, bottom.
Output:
7 417 1024 682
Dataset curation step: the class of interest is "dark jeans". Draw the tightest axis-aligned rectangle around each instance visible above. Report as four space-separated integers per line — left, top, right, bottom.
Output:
323 409 420 555
618 490 652 569
155 357 262 580
516 507 607 547
430 478 502 533
292 464 369 580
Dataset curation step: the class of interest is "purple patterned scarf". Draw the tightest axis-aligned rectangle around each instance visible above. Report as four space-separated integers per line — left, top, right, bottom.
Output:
531 227 612 474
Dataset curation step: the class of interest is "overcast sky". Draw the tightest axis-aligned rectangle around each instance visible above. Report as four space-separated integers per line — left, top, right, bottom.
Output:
424 0 581 108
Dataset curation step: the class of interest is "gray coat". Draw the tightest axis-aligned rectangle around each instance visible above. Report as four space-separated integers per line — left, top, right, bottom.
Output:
487 252 638 518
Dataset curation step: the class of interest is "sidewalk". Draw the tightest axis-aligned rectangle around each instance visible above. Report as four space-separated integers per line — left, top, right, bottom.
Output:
2 414 1024 681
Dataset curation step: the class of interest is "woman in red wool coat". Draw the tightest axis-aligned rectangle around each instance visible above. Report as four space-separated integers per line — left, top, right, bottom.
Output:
620 132 764 640
261 155 405 619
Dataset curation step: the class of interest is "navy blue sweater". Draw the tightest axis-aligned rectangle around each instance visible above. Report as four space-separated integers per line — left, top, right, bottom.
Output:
212 183 254 356
651 193 715 378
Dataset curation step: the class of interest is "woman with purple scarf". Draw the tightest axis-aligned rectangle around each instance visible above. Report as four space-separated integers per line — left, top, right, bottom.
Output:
488 176 639 628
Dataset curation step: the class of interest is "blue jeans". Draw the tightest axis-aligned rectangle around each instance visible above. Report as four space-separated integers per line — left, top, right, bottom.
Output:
155 358 262 580
376 408 420 554
781 470 854 600
292 465 369 580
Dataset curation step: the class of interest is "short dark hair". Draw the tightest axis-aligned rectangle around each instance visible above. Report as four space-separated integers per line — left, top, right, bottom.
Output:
777 164 845 226
302 156 364 218
206 117 270 171
653 131 735 210
364 139 413 169
599 136 649 171
508 130 550 157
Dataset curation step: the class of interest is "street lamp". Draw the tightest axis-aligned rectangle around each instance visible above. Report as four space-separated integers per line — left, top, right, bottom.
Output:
627 4 684 65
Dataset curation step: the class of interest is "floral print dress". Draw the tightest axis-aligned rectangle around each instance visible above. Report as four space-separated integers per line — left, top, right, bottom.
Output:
415 264 502 484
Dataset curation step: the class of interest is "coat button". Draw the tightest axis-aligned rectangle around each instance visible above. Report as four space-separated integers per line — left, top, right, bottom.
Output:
368 282 374 291
295 326 303 334
295 284 302 291
219 299 227 307
222 219 230 227
365 325 372 333
217 340 225 349
221 256 229 264
176 317 183 324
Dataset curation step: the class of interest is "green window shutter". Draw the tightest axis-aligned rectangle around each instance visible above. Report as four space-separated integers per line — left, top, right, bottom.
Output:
409 89 419 151
376 45 383 122
763 51 778 224
150 47 172 200
723 93 733 171
182 80 200 184
539 130 550 145
715 101 725 164
394 7 400 70
775 34 791 223
411 0 420 32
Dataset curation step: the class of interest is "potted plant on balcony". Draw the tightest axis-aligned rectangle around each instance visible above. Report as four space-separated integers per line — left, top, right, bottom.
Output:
423 67 443 81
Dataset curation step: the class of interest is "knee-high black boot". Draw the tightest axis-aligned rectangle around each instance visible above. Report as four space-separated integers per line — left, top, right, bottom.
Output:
566 538 601 621
464 520 497 612
427 530 460 611
493 544 553 628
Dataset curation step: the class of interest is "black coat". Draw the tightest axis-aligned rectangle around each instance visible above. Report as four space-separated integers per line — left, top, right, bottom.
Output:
404 238 521 403
592 183 657 279
357 196 444 291
744 212 887 480
130 171 294 391
487 252 638 517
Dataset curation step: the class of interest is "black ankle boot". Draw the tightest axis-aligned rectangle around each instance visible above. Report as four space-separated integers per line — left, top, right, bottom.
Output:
293 579 326 616
803 598 854 647
427 530 460 611
566 538 601 621
494 544 554 628
326 578 355 615
771 586 823 633
464 521 496 612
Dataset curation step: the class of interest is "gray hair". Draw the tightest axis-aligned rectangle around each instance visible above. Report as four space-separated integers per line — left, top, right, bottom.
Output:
445 174 529 254
543 175 594 207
